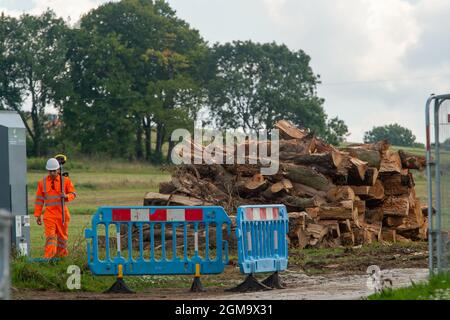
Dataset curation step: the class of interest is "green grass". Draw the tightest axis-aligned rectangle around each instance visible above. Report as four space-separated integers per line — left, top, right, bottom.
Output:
391 146 425 156
368 272 450 300
27 156 172 174
12 250 116 292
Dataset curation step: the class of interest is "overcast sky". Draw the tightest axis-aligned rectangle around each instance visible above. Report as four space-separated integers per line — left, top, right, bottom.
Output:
2 0 450 143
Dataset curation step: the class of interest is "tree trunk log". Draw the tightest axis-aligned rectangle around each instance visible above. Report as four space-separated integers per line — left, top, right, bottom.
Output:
339 147 381 168
346 140 390 154
292 183 327 198
292 151 343 169
347 167 379 186
348 157 368 181
279 138 316 158
379 171 414 196
282 195 322 210
271 179 293 193
365 207 384 224
143 192 213 206
284 164 332 191
326 186 356 202
317 200 356 220
275 120 309 140
351 180 384 200
382 195 410 217
380 150 402 174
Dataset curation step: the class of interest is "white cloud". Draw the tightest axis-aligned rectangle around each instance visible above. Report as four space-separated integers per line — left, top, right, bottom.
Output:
258 0 450 142
358 0 419 79
261 0 421 80
31 0 111 22
0 0 111 22
0 7 24 17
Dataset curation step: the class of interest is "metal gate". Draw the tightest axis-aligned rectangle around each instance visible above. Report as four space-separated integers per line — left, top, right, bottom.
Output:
425 94 450 275
0 210 11 300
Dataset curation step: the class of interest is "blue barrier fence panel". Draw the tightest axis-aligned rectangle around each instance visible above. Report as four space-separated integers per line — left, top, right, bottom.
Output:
85 206 231 276
236 205 289 274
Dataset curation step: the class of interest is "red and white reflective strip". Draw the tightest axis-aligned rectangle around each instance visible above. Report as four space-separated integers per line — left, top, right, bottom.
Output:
111 208 203 222
244 207 280 221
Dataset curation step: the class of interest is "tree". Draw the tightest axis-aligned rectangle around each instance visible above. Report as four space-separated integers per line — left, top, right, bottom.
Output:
364 124 417 147
0 14 21 111
0 10 69 156
63 0 207 161
324 116 349 146
62 28 137 157
207 41 327 134
441 138 450 151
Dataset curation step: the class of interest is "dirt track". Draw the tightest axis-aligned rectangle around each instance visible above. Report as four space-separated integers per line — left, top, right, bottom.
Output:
201 268 429 300
12 242 430 300
13 267 428 300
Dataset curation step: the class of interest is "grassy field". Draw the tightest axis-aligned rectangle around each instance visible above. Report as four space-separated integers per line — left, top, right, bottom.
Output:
399 145 450 230
26 158 171 257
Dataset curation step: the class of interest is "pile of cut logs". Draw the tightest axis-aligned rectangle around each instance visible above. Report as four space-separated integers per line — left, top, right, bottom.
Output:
144 120 428 248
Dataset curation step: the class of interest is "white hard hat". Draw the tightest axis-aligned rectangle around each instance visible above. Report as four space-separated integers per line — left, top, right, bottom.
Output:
46 158 60 171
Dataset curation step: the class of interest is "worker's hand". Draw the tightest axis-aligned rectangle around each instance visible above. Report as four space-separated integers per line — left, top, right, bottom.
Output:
36 216 42 226
60 193 68 200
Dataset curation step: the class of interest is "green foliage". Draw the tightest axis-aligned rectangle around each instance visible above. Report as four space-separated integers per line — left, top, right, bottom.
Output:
0 14 22 110
0 10 69 156
364 124 417 147
62 0 208 162
27 156 164 173
442 138 450 151
413 142 425 149
207 41 327 134
324 116 349 146
27 157 89 171
2 1 348 160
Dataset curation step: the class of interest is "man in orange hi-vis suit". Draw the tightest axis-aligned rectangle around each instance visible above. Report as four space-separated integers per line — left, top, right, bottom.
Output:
34 158 77 258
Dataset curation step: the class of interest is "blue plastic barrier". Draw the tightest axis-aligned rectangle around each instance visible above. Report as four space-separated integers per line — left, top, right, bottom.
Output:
85 206 231 281
234 204 289 291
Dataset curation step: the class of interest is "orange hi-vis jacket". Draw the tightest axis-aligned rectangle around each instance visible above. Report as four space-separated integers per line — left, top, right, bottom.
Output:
34 175 76 219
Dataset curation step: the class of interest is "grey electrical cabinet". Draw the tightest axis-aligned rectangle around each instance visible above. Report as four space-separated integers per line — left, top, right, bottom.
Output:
0 111 30 256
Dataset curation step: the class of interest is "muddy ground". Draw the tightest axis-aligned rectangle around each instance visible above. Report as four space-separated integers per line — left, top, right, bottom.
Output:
12 242 429 300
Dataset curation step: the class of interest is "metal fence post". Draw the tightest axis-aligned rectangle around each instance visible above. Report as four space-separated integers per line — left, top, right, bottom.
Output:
0 210 11 300
426 95 434 275
426 93 450 276
434 98 443 272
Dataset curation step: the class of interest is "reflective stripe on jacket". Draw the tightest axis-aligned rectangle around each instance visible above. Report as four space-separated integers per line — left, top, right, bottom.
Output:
34 175 76 219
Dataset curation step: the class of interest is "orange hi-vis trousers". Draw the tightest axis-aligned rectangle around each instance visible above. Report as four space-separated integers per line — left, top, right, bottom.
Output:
43 215 70 258
34 175 76 259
